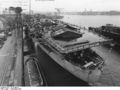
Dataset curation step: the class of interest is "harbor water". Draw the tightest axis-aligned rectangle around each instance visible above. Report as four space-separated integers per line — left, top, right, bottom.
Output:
62 15 120 86
62 15 120 28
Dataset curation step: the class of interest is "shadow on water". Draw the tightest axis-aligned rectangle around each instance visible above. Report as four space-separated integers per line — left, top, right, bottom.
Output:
103 44 120 54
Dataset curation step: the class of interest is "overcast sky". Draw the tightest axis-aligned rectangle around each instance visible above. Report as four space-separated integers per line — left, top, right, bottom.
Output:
0 0 120 12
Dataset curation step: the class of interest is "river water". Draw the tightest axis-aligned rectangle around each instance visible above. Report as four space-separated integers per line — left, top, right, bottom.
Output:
62 15 120 86
62 15 120 28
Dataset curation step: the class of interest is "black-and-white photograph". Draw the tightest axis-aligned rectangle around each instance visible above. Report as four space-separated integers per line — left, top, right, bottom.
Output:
0 0 120 87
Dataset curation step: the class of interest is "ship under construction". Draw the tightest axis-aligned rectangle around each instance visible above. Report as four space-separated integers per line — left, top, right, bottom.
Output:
29 19 112 85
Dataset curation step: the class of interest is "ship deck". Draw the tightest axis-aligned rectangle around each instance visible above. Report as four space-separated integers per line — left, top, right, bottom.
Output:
44 29 112 54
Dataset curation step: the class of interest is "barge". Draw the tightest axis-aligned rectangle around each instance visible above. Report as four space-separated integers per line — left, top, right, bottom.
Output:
89 24 120 46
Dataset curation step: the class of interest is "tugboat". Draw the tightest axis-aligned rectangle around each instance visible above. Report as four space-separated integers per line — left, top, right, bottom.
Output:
35 23 112 85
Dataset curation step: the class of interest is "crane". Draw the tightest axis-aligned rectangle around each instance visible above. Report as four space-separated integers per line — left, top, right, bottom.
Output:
55 8 63 15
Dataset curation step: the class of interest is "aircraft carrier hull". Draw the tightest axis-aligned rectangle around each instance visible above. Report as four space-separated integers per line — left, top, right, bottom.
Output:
36 41 102 86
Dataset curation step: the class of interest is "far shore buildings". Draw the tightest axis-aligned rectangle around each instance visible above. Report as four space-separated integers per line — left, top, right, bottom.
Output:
2 8 15 15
